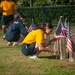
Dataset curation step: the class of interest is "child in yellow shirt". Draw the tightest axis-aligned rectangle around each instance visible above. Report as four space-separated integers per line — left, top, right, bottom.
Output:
22 22 59 59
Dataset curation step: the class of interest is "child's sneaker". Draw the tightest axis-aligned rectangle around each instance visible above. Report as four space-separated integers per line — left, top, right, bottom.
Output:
7 42 13 46
2 38 6 40
30 55 38 59
12 42 18 46
2 35 6 40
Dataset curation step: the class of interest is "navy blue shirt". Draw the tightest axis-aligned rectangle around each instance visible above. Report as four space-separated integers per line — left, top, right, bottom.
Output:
5 18 27 42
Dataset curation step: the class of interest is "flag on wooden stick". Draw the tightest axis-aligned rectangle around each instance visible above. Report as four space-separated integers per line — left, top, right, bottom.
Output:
27 19 36 33
67 22 73 52
64 20 74 37
55 18 74 39
54 20 66 38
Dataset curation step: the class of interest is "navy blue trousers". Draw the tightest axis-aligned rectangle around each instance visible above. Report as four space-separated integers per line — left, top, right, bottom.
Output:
22 43 36 56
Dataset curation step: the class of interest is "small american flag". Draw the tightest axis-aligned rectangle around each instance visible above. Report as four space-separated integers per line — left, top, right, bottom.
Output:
55 21 74 39
55 20 74 52
54 21 66 38
67 23 72 52
27 22 36 33
64 21 74 37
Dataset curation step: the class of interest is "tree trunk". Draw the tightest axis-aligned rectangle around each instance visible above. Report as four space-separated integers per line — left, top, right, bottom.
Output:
30 0 33 7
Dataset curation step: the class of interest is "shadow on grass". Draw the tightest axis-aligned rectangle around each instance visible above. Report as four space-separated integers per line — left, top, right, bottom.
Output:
38 55 60 59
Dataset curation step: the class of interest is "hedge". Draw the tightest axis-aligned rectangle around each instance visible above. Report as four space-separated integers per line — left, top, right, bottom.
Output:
0 5 75 27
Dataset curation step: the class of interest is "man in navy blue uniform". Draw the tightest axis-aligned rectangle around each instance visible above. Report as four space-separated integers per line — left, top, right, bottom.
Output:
5 14 27 46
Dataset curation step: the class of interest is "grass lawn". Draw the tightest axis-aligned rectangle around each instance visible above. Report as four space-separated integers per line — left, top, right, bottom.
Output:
0 27 75 75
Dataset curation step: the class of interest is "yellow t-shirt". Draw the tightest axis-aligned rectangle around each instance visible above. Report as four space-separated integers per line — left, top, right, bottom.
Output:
0 4 1 11
0 0 17 16
22 29 45 44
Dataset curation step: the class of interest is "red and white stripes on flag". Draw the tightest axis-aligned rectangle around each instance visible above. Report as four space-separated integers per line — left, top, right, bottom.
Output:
27 22 36 33
61 25 67 36
67 25 73 52
64 21 73 52
54 21 66 38
67 37 72 52
55 21 74 52
27 25 34 32
64 21 74 37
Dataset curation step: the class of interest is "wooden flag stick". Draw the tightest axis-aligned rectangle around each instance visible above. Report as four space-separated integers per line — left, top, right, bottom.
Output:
54 16 63 60
68 21 74 62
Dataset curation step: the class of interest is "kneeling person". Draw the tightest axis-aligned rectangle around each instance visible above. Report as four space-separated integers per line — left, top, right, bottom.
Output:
22 22 58 59
5 14 27 46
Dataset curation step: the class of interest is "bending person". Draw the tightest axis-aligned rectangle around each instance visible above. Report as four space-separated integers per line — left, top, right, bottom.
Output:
22 22 58 59
5 14 27 46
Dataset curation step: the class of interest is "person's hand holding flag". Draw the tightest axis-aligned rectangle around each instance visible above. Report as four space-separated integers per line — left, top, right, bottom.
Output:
54 35 65 40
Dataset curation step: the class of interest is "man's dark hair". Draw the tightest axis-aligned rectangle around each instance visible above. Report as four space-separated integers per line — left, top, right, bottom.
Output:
20 13 26 19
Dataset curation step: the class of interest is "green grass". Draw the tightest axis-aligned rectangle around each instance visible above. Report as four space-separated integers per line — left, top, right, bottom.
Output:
0 27 75 75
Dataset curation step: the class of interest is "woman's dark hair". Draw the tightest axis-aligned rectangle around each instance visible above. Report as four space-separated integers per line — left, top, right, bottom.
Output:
43 22 53 29
34 22 53 31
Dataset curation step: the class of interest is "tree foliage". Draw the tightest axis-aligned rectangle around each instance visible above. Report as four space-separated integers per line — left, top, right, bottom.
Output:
0 0 75 7
16 0 75 7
